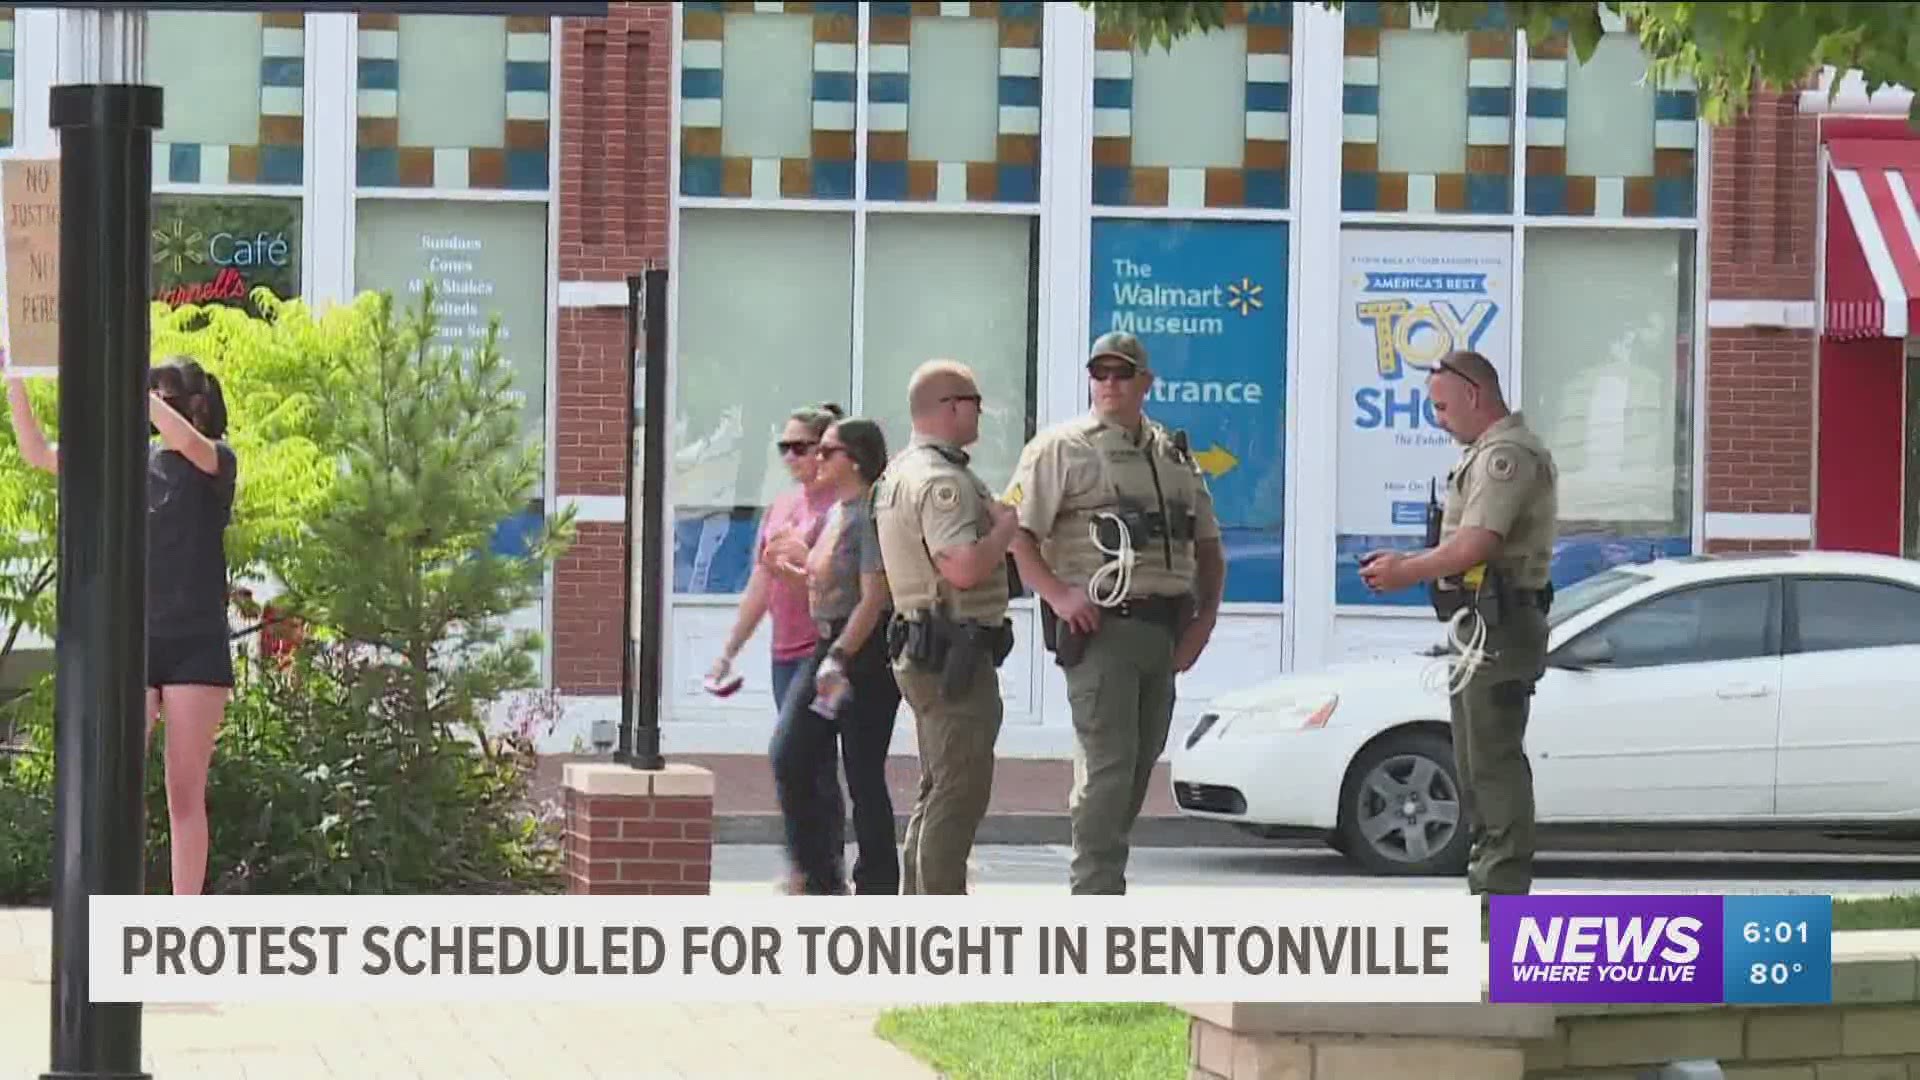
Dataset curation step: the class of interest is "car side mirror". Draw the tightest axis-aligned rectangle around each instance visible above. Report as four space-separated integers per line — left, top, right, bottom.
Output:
1553 635 1615 670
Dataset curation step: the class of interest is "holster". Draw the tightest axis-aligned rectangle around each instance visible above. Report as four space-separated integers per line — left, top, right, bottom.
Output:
1039 600 1089 670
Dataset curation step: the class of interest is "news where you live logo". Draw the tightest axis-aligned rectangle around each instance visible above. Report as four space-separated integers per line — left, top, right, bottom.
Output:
1488 894 1835 1005
86 892 1495 1005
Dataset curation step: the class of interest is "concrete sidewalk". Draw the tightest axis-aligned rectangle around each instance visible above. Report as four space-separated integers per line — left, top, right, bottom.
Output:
535 753 1277 848
0 908 936 1080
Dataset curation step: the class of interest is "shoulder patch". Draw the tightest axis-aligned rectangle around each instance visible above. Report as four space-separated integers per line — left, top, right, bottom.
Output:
931 479 961 510
1486 448 1519 482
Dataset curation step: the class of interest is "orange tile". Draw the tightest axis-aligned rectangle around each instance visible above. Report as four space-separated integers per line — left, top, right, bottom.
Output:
1345 28 1379 56
812 130 855 161
1095 29 1133 51
397 147 435 186
1245 138 1289 171
1434 173 1467 211
1343 142 1379 173
507 15 549 33
683 127 723 158
226 146 260 183
781 159 811 197
1565 175 1596 214
683 12 724 41
1131 166 1169 206
814 11 856 44
869 131 909 160
359 116 399 147
1466 144 1510 175
263 11 305 29
1468 31 1511 59
998 133 1039 166
1247 26 1291 54
1655 148 1694 178
358 12 398 31
871 15 912 45
1092 137 1132 168
470 149 506 188
721 158 753 197
1205 168 1245 207
1530 36 1567 59
906 161 938 199
259 115 303 148
1624 177 1656 215
1526 145 1566 176
507 120 548 152
967 162 999 200
1000 18 1040 47
1374 172 1409 211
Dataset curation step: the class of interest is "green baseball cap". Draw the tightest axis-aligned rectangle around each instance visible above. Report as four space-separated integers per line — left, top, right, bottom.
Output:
1088 330 1148 371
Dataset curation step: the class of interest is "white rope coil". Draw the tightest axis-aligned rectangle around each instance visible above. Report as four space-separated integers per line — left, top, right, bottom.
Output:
1422 604 1490 697
1088 512 1136 608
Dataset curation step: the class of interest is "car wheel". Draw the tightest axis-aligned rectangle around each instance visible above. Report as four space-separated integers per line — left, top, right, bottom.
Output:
1335 731 1469 876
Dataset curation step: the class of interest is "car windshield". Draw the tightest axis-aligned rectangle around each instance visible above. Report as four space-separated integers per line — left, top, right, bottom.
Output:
1547 567 1652 629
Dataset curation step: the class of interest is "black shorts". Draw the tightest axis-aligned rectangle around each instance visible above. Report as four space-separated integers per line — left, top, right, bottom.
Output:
148 632 235 690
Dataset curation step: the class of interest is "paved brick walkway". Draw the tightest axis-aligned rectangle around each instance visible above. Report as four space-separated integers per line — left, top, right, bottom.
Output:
0 909 936 1080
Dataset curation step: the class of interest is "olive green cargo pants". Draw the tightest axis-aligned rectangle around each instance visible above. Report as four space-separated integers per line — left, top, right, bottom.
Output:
1063 616 1177 895
1449 604 1549 896
895 655 1004 895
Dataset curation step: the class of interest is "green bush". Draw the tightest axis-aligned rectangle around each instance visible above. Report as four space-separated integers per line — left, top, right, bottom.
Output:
0 286 573 900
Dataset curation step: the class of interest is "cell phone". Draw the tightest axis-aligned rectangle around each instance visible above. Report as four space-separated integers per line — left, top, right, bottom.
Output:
704 672 744 698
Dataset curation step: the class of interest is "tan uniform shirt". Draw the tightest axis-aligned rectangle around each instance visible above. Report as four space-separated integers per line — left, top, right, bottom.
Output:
872 435 1010 624
1004 414 1221 599
1441 412 1559 589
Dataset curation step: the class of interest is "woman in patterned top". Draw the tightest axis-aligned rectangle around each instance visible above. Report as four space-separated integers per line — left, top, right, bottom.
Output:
769 417 902 895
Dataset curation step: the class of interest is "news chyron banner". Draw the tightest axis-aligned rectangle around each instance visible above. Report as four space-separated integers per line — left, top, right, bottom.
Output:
1486 894 1835 1006
88 892 1486 1004
1334 229 1513 608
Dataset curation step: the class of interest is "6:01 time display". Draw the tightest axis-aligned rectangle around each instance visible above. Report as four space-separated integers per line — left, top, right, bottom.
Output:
1744 921 1810 944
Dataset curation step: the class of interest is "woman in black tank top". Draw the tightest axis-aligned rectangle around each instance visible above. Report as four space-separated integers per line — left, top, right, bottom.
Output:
7 355 238 896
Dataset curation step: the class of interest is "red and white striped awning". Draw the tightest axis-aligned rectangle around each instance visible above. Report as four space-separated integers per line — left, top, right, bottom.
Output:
1826 139 1920 340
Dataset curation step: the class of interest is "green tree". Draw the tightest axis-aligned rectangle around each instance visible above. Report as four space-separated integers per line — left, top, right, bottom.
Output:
1077 2 1920 126
274 284 575 750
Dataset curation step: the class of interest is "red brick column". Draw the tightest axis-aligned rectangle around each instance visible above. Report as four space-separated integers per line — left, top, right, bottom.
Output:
563 763 714 895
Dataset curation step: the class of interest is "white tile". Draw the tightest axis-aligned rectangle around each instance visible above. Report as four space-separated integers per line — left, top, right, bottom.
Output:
152 143 171 188
357 29 397 61
0 21 15 50
999 105 1041 136
812 100 855 132
940 1 972 16
1342 114 1378 144
936 161 968 203
1467 115 1510 146
751 157 781 199
357 88 398 119
682 40 723 70
1000 46 1041 79
1468 58 1512 87
196 145 229 184
1248 53 1291 83
1092 108 1131 139
263 27 305 58
681 98 723 128
1343 56 1379 85
1595 176 1626 217
260 86 304 118
507 32 550 63
1526 59 1567 90
754 1 785 12
434 147 470 189
1526 116 1565 147
813 42 856 73
1406 172 1436 213
1655 119 1698 150
1168 167 1207 208
1093 50 1132 79
870 44 910 74
0 82 15 111
1246 111 1289 141
868 102 909 132
506 91 549 122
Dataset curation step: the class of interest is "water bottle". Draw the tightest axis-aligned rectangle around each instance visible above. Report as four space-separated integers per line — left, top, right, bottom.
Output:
812 659 851 719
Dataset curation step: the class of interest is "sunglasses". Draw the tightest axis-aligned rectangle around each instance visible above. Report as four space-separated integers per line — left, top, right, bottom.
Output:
776 439 817 457
1088 365 1138 382
941 393 983 408
1433 359 1479 388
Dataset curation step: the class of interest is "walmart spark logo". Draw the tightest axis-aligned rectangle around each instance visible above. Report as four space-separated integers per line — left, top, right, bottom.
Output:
1226 277 1263 316
152 218 205 275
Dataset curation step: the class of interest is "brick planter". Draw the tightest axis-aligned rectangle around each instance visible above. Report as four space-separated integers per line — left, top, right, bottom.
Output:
562 762 715 895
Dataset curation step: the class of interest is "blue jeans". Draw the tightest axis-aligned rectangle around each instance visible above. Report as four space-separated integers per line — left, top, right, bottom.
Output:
771 659 804 716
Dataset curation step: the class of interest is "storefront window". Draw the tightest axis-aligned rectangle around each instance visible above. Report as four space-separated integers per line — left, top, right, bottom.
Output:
1525 29 1697 217
1088 220 1289 603
679 3 857 199
1092 4 1290 209
357 13 550 190
865 3 1042 204
1522 229 1695 569
1341 3 1512 213
147 11 305 185
353 199 550 436
673 209 853 595
0 11 16 149
863 214 1036 490
151 195 301 313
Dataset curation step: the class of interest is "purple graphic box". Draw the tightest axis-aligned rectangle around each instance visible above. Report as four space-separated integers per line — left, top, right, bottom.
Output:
1488 895 1724 1004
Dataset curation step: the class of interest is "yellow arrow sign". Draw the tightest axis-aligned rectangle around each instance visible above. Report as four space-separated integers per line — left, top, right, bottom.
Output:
1193 445 1239 478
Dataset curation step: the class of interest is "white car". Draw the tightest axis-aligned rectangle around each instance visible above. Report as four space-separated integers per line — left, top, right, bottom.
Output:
1171 550 1920 875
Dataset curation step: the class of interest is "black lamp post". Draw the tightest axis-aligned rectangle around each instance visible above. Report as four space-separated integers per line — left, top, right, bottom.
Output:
618 268 668 771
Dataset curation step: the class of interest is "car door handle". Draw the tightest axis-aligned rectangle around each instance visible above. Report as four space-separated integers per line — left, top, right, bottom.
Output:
1716 684 1772 700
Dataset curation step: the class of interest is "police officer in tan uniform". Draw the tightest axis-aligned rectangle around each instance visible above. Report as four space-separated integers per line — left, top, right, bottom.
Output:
1360 349 1558 898
1005 332 1226 894
872 359 1020 895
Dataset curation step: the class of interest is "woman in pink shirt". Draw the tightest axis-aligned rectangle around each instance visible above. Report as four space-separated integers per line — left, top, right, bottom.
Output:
708 403 843 714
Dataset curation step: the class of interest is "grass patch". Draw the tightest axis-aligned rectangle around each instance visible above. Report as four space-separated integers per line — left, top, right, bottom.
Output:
1834 894 1920 931
874 1003 1188 1080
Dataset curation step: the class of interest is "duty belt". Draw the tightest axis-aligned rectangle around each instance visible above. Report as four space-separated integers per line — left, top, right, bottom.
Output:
1104 594 1188 625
